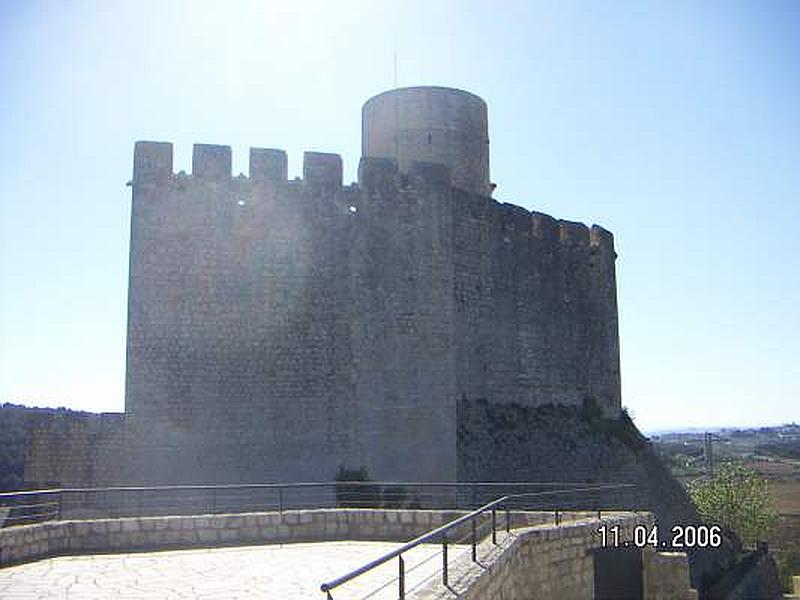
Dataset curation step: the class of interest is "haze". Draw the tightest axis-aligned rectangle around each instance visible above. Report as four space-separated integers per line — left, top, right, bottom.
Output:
0 1 798 431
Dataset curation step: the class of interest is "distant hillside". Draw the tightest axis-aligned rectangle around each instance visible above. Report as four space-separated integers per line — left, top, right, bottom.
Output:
651 423 800 481
651 421 800 521
0 403 97 491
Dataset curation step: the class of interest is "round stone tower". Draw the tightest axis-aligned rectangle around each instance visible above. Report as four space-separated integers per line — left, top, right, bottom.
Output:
362 86 491 196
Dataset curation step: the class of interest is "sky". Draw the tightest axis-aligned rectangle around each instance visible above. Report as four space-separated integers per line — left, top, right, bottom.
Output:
0 0 797 432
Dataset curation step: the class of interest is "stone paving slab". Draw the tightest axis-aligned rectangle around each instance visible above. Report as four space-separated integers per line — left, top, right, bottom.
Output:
0 541 456 599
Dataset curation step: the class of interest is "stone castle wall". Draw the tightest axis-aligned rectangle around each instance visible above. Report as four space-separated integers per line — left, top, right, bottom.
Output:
24 413 124 488
456 400 700 528
118 141 621 486
362 86 492 196
454 399 744 591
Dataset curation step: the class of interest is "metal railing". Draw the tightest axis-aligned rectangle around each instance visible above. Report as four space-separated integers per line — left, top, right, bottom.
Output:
319 483 637 599
0 481 637 527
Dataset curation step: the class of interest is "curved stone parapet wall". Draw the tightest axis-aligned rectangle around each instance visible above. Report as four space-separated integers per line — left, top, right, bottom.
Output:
0 509 450 567
0 509 587 568
2 509 691 600
410 512 693 600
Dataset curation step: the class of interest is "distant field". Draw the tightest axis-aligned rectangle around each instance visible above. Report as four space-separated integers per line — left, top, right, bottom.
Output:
655 431 800 548
771 514 800 551
767 480 800 549
768 479 800 515
750 459 800 478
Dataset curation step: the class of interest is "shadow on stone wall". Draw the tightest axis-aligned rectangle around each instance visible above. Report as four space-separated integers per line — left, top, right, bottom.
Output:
455 398 782 599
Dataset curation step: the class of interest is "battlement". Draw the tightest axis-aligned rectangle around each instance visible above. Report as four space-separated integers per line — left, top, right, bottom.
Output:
303 151 343 192
589 224 615 253
250 148 287 182
192 144 232 180
131 142 462 194
129 141 615 259
559 220 590 246
531 211 559 241
132 141 346 187
133 141 173 182
499 203 531 235
526 212 615 253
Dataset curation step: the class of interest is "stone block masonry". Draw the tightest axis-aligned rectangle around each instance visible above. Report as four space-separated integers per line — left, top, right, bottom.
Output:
413 512 695 600
119 138 620 487
0 508 567 568
26 86 622 490
24 412 124 487
0 509 442 567
0 509 697 600
21 85 779 600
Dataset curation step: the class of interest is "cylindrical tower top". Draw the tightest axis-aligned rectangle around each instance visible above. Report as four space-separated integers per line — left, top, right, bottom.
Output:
362 86 490 196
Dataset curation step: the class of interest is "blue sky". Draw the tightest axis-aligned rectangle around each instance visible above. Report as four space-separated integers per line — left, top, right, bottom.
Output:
0 0 797 431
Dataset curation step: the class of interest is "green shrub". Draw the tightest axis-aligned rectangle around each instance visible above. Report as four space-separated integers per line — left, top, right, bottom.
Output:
687 463 778 547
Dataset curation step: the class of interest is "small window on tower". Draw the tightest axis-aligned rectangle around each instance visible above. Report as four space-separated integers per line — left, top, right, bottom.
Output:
427 132 432 145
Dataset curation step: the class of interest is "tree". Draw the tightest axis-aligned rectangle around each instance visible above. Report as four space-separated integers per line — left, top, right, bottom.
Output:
687 463 778 547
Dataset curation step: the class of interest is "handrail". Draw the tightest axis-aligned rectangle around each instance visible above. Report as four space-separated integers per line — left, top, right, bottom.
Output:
319 483 635 596
0 481 636 528
0 480 601 498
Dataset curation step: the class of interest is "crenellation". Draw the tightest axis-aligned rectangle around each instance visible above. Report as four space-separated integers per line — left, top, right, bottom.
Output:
530 211 559 241
302 151 343 192
133 141 173 183
192 144 232 180
249 147 288 182
500 203 531 236
558 220 590 246
589 224 615 254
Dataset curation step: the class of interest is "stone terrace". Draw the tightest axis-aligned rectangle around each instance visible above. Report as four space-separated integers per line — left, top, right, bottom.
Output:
0 509 693 599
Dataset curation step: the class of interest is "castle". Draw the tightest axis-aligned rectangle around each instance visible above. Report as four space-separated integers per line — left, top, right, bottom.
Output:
23 87 786 597
26 86 622 487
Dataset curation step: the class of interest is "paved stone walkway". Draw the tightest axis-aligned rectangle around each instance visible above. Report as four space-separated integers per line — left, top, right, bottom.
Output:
0 542 457 599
